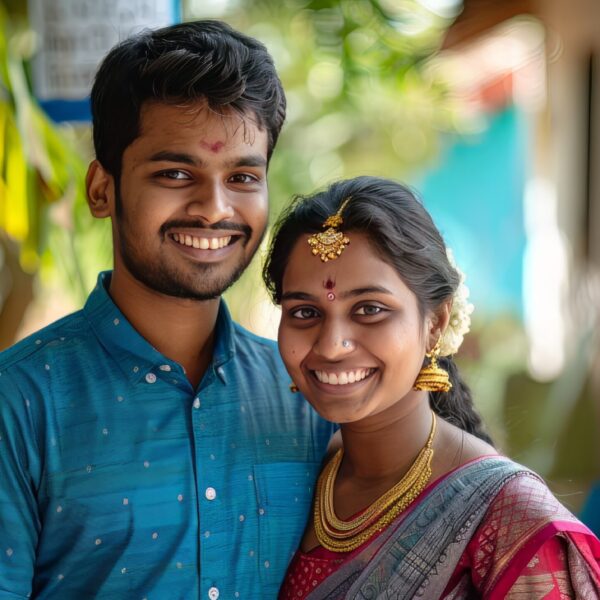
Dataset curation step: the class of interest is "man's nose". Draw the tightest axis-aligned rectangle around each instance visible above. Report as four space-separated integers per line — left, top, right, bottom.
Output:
186 182 235 224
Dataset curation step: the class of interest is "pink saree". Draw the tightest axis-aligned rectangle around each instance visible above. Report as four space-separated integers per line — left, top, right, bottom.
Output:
280 456 600 599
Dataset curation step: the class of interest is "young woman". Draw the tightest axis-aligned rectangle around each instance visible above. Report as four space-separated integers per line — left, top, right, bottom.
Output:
263 177 600 599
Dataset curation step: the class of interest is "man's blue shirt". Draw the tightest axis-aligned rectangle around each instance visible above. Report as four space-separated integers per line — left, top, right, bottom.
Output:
0 272 334 599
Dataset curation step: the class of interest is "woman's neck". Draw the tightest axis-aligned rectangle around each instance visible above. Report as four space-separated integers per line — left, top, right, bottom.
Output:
338 396 435 483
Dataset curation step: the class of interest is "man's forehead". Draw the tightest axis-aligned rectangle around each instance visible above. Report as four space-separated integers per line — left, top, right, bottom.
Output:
139 100 262 137
132 101 268 161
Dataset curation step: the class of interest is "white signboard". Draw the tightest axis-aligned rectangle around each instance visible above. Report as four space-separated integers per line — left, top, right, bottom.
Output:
28 0 179 119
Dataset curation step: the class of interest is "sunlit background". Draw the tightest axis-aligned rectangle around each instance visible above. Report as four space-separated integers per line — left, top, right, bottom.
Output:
1 0 599 529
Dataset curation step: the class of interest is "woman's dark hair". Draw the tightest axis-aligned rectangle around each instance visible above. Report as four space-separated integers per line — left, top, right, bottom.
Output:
264 176 492 445
91 20 286 181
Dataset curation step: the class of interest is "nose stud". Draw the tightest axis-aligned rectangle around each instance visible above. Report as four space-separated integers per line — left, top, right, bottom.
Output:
342 340 352 349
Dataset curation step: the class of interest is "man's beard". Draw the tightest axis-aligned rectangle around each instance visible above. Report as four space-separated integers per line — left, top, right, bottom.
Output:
119 243 249 301
115 203 261 301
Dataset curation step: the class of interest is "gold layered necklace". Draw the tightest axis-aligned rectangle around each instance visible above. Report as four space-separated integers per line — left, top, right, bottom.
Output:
314 412 437 553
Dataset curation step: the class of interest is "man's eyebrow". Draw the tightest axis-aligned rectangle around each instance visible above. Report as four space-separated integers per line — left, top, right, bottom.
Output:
149 151 201 166
226 155 267 169
146 152 267 170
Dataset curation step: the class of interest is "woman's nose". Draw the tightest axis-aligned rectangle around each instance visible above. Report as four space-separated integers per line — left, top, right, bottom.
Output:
313 321 355 360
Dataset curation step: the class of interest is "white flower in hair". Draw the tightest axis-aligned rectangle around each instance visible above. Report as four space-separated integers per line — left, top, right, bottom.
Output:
439 249 474 357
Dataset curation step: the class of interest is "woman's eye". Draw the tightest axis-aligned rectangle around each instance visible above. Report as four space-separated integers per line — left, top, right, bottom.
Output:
290 307 320 320
355 305 383 316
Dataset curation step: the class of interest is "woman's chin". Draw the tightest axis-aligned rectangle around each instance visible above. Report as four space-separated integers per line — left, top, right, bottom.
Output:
303 396 368 424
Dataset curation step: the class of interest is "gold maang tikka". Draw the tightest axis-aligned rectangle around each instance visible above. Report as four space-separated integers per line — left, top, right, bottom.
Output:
308 197 352 262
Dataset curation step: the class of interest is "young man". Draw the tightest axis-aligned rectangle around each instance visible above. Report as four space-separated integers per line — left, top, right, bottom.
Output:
0 21 334 598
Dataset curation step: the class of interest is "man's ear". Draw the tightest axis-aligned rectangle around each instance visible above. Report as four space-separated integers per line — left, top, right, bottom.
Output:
425 300 452 350
86 160 115 218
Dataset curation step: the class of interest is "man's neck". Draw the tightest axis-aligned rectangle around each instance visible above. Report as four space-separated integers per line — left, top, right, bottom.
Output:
109 269 220 389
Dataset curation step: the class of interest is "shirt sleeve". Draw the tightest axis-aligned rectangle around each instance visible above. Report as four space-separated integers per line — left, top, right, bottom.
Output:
0 373 41 598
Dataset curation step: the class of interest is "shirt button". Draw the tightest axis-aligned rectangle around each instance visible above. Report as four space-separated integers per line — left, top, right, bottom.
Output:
145 373 157 384
159 364 171 371
208 587 219 600
205 487 216 501
193 397 201 409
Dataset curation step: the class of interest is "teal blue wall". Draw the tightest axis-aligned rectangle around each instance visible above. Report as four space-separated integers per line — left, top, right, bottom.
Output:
415 106 527 317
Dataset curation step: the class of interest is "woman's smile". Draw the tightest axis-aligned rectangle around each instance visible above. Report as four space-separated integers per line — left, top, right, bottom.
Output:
312 367 376 386
306 366 379 399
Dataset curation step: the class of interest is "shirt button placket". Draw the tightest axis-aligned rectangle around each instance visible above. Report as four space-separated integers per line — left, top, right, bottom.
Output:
194 391 218 596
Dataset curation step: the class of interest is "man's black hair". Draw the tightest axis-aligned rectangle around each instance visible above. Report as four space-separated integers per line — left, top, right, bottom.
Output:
91 20 286 181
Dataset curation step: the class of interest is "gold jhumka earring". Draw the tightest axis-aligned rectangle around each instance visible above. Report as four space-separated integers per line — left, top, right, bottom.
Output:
413 337 452 393
308 197 352 262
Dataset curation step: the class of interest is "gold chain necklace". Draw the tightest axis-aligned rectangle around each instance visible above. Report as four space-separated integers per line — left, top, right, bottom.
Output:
314 412 437 553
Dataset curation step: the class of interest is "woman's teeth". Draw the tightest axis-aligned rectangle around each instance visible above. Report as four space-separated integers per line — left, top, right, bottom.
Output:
171 233 232 249
314 368 374 385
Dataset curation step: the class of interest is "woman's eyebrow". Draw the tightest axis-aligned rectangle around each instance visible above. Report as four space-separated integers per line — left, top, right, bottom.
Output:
281 286 393 302
339 286 394 299
281 291 318 302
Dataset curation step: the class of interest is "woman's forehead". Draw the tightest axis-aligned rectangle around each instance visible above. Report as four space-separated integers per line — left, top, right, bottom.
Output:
282 232 409 295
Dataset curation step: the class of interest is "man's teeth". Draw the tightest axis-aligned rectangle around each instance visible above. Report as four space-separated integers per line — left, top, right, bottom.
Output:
314 368 374 385
171 233 232 249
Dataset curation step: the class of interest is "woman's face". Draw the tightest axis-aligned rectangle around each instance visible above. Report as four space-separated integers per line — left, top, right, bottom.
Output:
279 232 433 425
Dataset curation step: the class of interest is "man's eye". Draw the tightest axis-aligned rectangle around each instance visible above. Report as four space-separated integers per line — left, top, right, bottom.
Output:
355 305 383 316
229 173 259 184
290 307 319 320
158 170 191 180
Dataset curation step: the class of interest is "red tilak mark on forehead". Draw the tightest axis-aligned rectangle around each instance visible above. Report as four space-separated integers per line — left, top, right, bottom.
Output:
200 141 225 153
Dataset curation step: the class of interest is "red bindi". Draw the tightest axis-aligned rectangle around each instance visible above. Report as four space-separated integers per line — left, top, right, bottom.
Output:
324 277 336 301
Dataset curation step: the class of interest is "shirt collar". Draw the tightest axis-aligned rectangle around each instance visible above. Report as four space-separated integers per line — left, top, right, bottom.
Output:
212 297 235 368
83 271 235 384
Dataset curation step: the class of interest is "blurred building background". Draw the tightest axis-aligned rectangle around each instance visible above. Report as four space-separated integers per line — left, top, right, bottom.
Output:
0 0 599 524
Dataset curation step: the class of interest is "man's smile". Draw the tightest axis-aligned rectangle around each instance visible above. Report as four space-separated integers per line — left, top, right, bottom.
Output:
166 229 244 263
170 232 233 250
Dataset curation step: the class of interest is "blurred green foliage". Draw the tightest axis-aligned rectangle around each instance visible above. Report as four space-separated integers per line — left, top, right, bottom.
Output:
0 2 109 304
